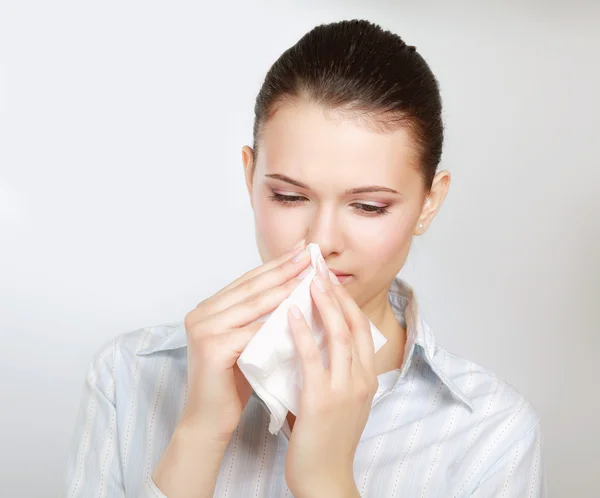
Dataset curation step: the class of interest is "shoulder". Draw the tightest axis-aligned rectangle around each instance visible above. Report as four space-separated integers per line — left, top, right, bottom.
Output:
436 344 540 425
426 345 546 493
432 344 540 443
85 320 187 384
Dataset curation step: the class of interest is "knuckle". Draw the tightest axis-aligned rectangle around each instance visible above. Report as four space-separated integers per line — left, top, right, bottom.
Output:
353 376 377 402
333 327 351 346
201 302 216 316
249 291 271 314
185 318 216 347
286 258 309 280
356 314 370 332
303 346 322 365
358 390 370 404
240 277 260 299
187 297 212 321
230 268 257 290
355 385 370 403
239 268 254 282
184 310 199 330
283 255 301 272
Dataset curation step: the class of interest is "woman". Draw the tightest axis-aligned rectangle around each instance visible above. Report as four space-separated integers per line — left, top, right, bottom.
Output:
63 19 545 497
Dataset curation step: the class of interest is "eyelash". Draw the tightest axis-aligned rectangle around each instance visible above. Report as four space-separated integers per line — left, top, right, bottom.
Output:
269 192 390 216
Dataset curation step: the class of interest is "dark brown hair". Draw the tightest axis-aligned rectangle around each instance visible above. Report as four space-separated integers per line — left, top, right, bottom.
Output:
252 19 444 191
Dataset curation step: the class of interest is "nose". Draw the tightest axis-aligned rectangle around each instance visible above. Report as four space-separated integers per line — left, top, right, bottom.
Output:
305 204 344 260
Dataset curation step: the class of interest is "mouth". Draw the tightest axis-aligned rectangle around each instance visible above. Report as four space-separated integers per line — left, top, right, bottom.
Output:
329 270 354 284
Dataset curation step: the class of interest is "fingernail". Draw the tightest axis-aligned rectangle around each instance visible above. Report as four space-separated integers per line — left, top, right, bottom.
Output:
293 238 306 250
296 268 311 280
292 247 308 262
314 276 327 292
317 255 327 277
328 270 341 285
289 304 302 319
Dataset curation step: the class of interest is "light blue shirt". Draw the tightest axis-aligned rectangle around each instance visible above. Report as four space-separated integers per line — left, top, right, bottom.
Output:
62 277 546 497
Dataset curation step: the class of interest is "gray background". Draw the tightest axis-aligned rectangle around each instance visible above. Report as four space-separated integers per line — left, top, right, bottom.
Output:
1 1 598 496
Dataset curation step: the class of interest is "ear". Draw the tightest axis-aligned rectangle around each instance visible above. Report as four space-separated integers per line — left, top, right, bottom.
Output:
414 170 451 235
242 145 255 209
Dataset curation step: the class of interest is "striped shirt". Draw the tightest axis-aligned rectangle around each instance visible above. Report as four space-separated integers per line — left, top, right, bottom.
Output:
62 277 546 497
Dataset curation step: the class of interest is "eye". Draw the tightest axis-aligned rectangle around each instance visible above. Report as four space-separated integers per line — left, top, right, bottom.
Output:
269 192 307 205
269 192 390 216
352 203 390 216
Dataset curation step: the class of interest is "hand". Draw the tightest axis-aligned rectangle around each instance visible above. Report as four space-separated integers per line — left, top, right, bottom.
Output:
179 239 312 442
285 253 378 498
152 240 312 497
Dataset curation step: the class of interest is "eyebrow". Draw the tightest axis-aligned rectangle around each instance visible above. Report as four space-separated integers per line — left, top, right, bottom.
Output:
265 173 401 195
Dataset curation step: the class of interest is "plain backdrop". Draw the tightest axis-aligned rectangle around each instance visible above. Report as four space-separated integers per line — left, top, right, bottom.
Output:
1 1 598 496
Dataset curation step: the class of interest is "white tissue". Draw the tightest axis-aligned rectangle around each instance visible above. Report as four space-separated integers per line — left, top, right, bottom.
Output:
237 243 387 435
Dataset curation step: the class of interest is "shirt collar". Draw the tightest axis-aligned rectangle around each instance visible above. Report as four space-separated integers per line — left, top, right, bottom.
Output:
136 320 188 355
136 277 473 410
386 278 474 410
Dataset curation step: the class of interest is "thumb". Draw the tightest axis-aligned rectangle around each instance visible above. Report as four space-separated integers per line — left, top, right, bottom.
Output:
229 322 263 407
226 321 264 356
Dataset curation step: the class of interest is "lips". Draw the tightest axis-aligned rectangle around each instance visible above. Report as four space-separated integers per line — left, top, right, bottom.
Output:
330 272 353 284
329 269 352 277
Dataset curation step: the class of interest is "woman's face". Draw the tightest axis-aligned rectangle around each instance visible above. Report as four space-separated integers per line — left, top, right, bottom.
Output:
243 99 448 310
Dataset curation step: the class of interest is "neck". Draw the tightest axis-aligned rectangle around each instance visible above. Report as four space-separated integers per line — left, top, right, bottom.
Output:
361 283 407 375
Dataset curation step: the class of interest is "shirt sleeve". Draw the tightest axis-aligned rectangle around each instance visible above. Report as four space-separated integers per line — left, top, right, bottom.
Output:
470 420 547 497
61 340 168 498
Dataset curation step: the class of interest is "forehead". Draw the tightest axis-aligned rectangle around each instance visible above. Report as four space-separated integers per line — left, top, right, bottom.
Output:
257 100 420 187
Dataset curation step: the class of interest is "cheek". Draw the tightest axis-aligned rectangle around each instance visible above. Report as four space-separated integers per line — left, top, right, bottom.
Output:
351 213 415 273
253 196 306 260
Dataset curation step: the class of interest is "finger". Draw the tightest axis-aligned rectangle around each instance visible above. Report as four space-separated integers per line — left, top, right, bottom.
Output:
288 304 325 388
189 320 264 368
351 348 379 413
223 321 266 356
349 340 363 378
327 270 376 374
200 270 308 332
233 364 253 407
311 259 353 389
214 240 306 297
197 246 311 322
